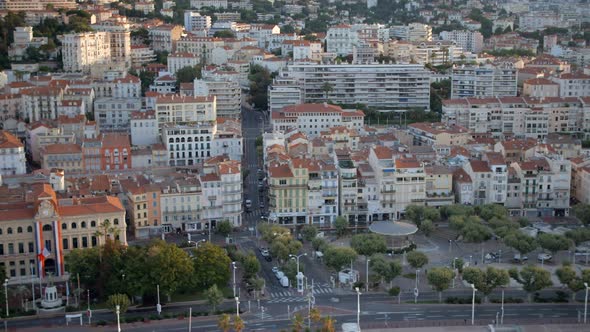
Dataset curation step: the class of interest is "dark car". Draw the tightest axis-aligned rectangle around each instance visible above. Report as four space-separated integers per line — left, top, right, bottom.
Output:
265 255 272 262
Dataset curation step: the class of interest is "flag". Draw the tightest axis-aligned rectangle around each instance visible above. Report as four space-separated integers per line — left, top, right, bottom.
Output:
37 247 50 261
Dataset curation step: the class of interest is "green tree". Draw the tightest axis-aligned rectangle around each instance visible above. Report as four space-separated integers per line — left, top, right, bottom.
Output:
420 219 435 236
106 293 130 315
214 30 236 38
462 267 510 302
145 241 194 301
216 220 233 237
193 242 231 289
462 222 493 243
509 266 553 302
351 234 387 257
427 267 454 303
406 251 429 269
301 225 318 242
334 216 348 237
574 204 590 225
270 240 290 262
324 246 358 272
565 228 590 245
504 232 537 255
248 64 272 110
440 205 474 219
537 233 573 255
321 82 333 100
556 264 584 300
241 252 260 279
205 284 224 312
477 204 507 221
218 313 231 332
233 315 245 332
312 237 328 252
175 65 202 84
370 254 402 288
292 313 305 332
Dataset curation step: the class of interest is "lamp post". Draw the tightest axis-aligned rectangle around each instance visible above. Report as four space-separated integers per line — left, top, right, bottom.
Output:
414 269 420 303
232 262 237 298
116 304 121 332
470 283 477 325
188 239 206 249
4 279 8 317
235 297 240 317
585 282 589 324
87 289 91 325
365 258 371 292
289 253 307 275
156 284 161 316
452 257 458 288
500 288 504 325
355 287 361 331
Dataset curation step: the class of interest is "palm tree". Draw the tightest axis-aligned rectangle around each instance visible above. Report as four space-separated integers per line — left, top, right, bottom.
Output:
233 315 244 332
322 316 335 332
310 307 321 324
321 82 333 101
218 313 231 332
291 313 305 332
94 219 120 247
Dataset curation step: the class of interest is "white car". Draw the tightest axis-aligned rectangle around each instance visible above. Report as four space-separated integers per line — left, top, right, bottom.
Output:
261 249 270 257
272 267 279 274
537 253 552 261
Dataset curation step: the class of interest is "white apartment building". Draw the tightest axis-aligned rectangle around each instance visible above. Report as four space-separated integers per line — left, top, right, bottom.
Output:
275 63 431 109
0 130 26 176
451 63 517 98
326 24 358 56
271 103 364 138
93 98 142 130
292 40 322 61
442 96 587 140
21 87 63 122
130 110 159 146
175 35 225 65
267 76 302 112
184 11 212 32
167 53 200 74
162 123 216 166
131 45 156 66
148 25 183 52
91 21 132 69
155 95 217 124
212 119 242 161
439 30 483 53
509 155 570 217
160 178 202 231
390 23 432 42
519 11 562 32
62 32 111 73
193 77 241 118
93 75 141 99
190 0 227 9
550 73 590 97
201 159 242 227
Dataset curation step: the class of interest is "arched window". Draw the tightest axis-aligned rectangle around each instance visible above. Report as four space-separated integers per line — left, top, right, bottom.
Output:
62 223 67 230
0 228 3 235
17 227 23 233
8 227 13 234
42 224 52 231
71 222 77 229
169 138 174 143
114 218 119 225
91 221 96 227
27 226 32 233
81 221 87 228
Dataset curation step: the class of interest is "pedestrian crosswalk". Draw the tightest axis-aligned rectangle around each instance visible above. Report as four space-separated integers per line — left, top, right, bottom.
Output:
268 285 333 303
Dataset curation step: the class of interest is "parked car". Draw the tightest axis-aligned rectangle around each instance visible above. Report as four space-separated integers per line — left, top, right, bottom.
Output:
265 255 272 262
537 253 553 262
272 267 279 274
245 199 252 208
513 254 528 263
260 249 270 257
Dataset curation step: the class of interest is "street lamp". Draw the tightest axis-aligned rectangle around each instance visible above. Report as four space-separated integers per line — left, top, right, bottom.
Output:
289 253 307 275
232 262 237 298
500 287 504 325
235 296 240 317
156 284 161 316
585 282 589 323
452 257 458 288
355 287 361 331
4 279 8 317
470 283 477 325
414 269 420 303
116 304 121 332
365 258 371 292
188 239 206 249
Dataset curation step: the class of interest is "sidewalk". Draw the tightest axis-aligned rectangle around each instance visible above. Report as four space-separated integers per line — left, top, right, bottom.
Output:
366 324 590 332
